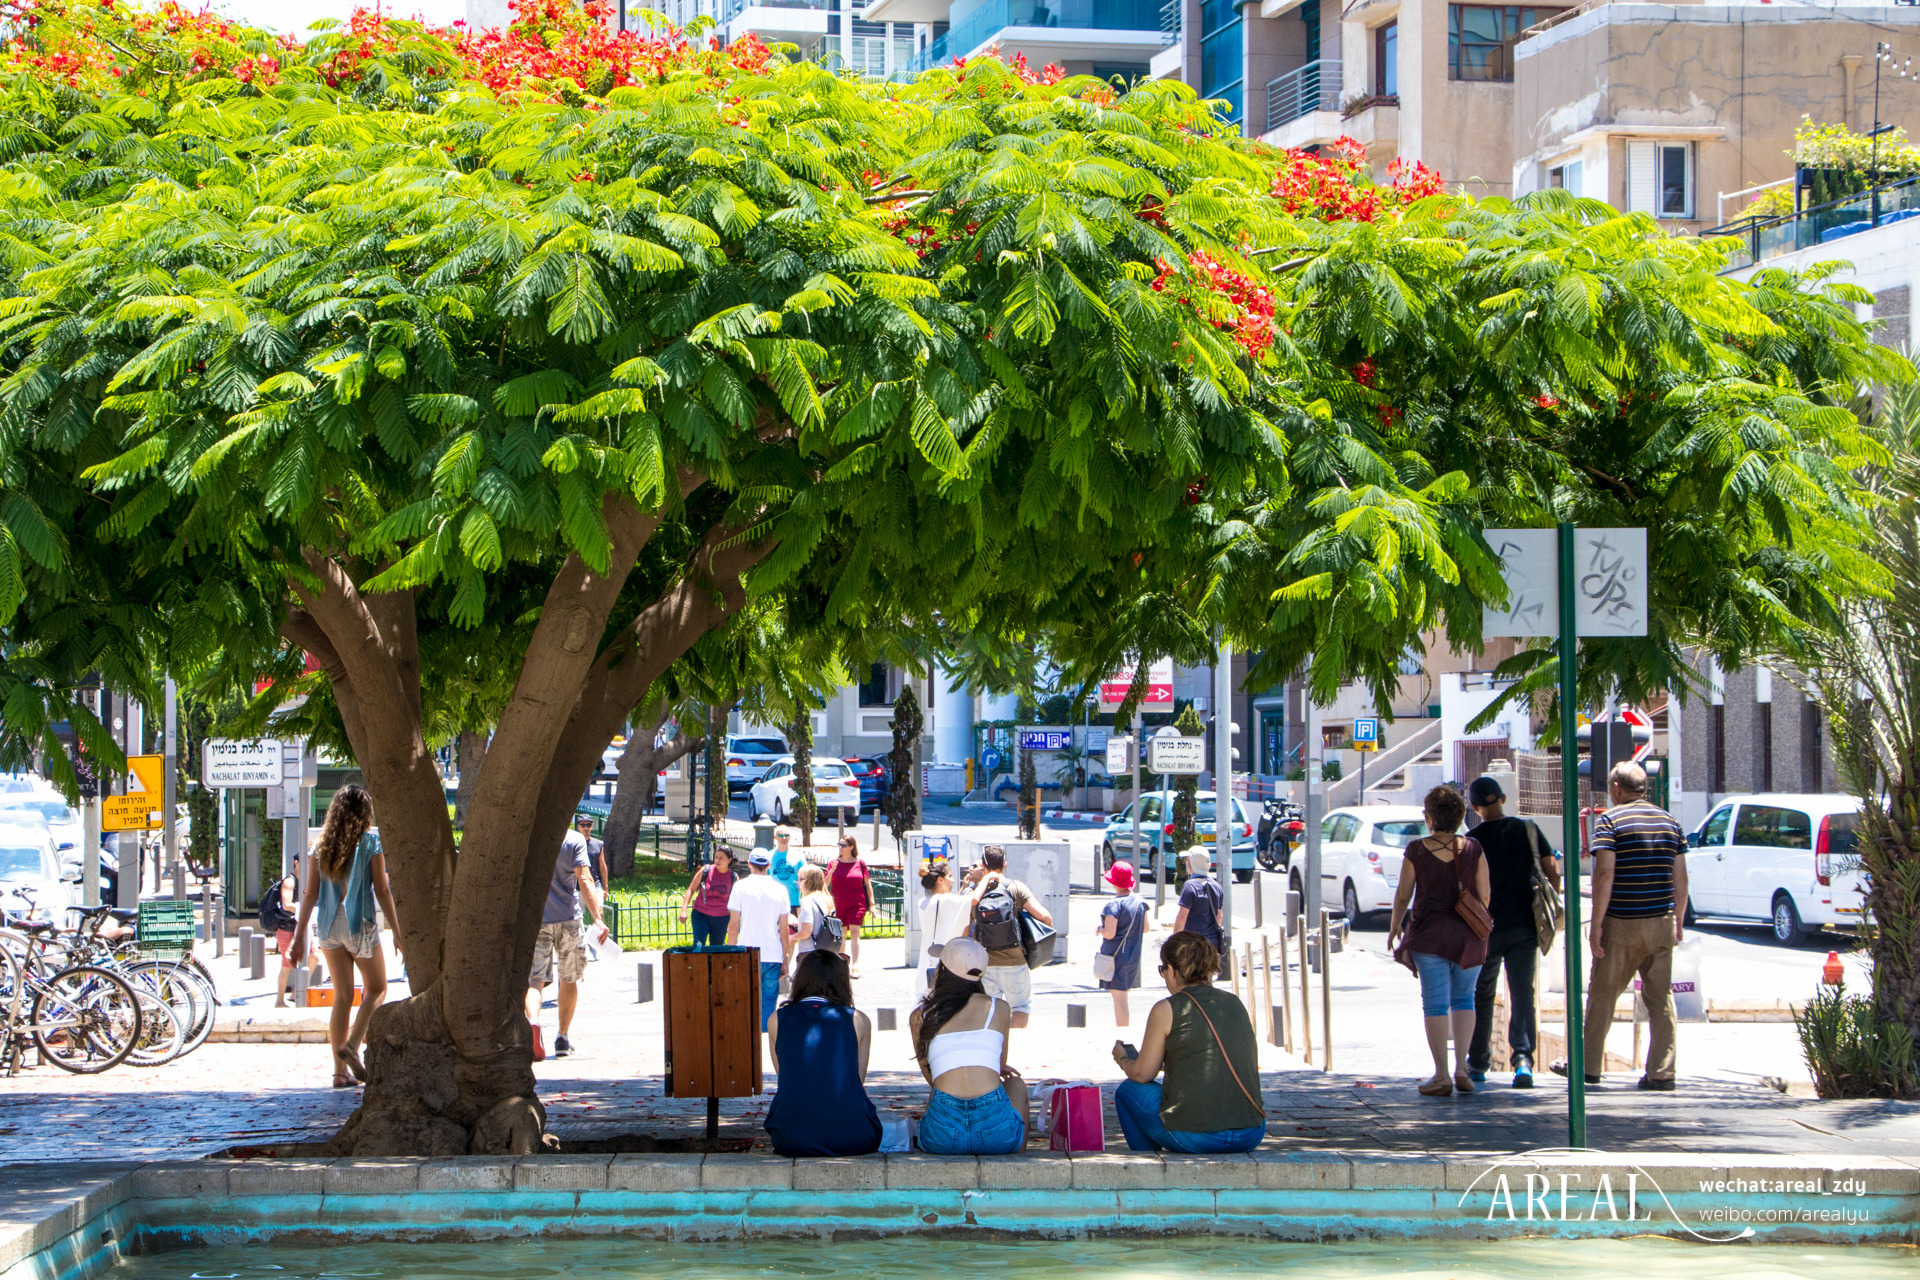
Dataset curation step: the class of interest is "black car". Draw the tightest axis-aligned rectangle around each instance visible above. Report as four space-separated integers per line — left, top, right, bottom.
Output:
844 756 892 811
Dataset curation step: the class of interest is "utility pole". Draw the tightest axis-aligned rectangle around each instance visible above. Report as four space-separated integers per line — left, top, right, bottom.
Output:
1213 638 1234 950
1303 663 1324 926
164 677 180 900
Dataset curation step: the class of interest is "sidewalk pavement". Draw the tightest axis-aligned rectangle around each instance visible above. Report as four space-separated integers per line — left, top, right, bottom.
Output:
5 876 1914 1166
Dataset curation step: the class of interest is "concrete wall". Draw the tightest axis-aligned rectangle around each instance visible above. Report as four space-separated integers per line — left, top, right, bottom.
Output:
1514 6 1920 230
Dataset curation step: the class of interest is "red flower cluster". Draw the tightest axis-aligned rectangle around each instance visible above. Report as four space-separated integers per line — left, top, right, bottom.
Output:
951 45 1063 86
1152 250 1276 359
1268 137 1448 223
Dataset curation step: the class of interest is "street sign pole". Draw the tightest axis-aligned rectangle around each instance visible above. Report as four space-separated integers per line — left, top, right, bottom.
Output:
163 677 178 898
1131 708 1142 902
1558 521 1587 1149
1214 638 1233 951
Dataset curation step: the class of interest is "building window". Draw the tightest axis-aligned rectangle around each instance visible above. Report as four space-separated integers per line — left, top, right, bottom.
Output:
1448 5 1561 82
1758 702 1773 792
1626 141 1692 218
1710 702 1726 793
1199 0 1244 124
857 663 894 707
1547 158 1581 195
1303 0 1320 63
1375 21 1397 98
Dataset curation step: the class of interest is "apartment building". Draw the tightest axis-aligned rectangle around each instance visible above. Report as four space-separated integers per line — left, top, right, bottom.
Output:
861 0 1170 82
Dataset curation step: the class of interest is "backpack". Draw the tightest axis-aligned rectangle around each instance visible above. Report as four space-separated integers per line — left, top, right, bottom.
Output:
972 876 1024 952
259 876 294 933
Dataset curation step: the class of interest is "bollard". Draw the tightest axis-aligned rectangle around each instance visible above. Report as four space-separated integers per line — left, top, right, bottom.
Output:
877 1007 897 1032
248 933 266 981
1243 941 1256 1023
238 926 253 957
1228 946 1241 1001
291 965 310 1004
1254 871 1264 929
1319 910 1332 1072
1297 912 1312 1061
1263 934 1286 1051
636 961 654 1004
872 808 881 853
1285 890 1302 935
171 861 185 902
1066 1004 1086 1028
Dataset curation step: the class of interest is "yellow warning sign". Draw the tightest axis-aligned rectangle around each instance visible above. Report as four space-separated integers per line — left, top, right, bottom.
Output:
126 754 164 796
103 794 162 832
104 754 166 830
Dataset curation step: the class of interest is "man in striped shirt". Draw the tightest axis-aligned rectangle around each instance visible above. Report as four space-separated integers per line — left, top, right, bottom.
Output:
1580 761 1688 1090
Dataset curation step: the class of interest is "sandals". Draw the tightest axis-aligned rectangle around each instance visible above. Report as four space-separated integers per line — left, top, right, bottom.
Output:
1417 1078 1454 1097
334 1046 367 1082
1454 1073 1476 1095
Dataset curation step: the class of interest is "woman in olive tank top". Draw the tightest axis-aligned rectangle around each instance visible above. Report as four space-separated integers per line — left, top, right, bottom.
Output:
1109 931 1266 1153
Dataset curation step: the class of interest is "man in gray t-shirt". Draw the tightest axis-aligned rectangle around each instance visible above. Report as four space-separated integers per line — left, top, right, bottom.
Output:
526 825 608 1059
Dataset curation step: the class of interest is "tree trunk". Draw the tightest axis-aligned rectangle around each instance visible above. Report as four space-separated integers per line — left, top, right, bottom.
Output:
454 731 486 830
289 482 778 1156
788 712 815 847
604 719 703 878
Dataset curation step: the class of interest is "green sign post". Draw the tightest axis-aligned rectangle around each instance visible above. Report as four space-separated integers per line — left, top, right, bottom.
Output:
1485 523 1647 1150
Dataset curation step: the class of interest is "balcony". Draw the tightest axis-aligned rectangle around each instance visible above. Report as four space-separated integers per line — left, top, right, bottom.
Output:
719 0 831 45
905 0 1171 77
1265 59 1339 132
1704 174 1920 271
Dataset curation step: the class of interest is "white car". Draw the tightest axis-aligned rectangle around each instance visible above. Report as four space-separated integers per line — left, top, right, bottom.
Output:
1291 804 1431 923
0 793 83 857
0 819 73 922
1687 793 1867 945
725 734 789 797
748 756 860 826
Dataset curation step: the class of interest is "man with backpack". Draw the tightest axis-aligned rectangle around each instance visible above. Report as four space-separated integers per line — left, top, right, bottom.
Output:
1464 775 1563 1089
965 845 1053 1029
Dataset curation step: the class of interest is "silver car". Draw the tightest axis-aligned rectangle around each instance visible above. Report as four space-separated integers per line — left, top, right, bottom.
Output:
0 819 72 921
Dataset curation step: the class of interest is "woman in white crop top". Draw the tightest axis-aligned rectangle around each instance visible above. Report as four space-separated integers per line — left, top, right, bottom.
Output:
909 937 1029 1155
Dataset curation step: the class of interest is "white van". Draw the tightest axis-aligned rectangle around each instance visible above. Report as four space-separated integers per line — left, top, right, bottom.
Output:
1686 794 1866 945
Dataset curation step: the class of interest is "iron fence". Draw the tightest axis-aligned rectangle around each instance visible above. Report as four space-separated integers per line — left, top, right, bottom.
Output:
1265 59 1341 133
605 865 906 951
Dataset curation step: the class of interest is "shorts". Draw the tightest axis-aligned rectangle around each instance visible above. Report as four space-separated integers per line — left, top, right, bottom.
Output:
322 911 378 960
276 929 295 967
980 964 1032 1014
531 920 587 987
917 1083 1027 1155
1413 951 1481 1017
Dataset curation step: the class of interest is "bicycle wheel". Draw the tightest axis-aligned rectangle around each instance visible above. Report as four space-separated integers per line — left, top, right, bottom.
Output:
32 966 141 1073
124 960 215 1056
125 988 182 1066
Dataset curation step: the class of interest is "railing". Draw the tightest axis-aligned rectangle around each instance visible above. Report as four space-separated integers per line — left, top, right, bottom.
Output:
908 0 1170 76
1702 174 1920 271
1264 59 1341 133
606 866 907 950
719 0 828 18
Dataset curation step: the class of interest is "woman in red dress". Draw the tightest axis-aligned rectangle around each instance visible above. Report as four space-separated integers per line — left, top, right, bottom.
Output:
829 836 876 978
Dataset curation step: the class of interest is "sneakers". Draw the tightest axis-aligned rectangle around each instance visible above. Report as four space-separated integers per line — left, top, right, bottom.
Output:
1548 1059 1601 1085
1636 1076 1675 1091
531 1026 546 1063
554 1034 573 1058
1513 1058 1535 1089
1467 1070 1487 1084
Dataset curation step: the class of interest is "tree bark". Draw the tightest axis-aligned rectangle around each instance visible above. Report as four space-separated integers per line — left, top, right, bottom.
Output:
788 711 815 846
454 732 486 830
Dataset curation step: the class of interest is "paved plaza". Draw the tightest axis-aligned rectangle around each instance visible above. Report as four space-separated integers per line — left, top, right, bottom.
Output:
4 825 1916 1168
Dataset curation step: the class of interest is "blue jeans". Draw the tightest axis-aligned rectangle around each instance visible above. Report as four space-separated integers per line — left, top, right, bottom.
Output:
917 1084 1026 1155
690 910 729 947
1413 951 1482 1017
759 961 781 1031
1112 1079 1266 1154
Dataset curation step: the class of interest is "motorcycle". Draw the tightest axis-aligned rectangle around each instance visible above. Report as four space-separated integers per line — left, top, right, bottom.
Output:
1256 797 1305 872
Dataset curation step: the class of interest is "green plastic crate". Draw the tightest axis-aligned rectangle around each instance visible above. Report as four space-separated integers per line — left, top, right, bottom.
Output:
137 901 196 956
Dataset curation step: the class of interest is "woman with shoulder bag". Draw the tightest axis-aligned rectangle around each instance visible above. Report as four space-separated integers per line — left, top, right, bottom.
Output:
1387 785 1492 1097
1108 930 1266 1153
679 846 738 947
1096 860 1151 1027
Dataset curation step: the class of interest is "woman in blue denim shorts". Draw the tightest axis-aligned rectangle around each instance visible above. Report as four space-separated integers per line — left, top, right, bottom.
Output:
1388 785 1491 1097
909 937 1028 1154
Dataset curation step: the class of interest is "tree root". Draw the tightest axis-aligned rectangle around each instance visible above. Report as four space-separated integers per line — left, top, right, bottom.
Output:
322 979 543 1156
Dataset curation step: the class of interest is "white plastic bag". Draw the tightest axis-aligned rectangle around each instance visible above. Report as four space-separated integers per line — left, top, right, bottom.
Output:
879 1116 916 1153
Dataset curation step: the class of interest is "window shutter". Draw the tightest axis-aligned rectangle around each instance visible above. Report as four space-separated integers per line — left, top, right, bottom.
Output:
1626 142 1658 213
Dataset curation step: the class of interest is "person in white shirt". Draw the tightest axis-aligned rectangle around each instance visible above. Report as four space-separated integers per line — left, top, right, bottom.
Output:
726 849 795 1031
917 864 969 992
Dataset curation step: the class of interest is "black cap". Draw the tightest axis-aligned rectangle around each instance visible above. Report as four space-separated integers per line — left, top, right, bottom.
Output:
1468 776 1505 806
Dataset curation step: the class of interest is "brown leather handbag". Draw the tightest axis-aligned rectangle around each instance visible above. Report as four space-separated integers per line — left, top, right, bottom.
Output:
1450 838 1494 940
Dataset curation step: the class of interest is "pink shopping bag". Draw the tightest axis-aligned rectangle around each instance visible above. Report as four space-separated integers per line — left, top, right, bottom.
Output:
1048 1084 1105 1152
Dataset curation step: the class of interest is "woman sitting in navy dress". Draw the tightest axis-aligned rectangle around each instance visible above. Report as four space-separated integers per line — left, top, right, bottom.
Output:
763 950 882 1157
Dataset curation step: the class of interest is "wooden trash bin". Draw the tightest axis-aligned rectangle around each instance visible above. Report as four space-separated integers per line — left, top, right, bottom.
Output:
664 945 763 1139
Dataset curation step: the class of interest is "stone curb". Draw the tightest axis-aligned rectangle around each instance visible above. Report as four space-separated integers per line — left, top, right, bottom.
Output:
6 1151 1920 1274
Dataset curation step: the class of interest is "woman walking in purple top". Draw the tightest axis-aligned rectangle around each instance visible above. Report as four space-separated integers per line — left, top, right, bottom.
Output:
1388 786 1491 1097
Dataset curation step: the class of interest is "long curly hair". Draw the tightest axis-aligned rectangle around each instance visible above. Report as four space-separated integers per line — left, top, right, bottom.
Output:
314 784 375 883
